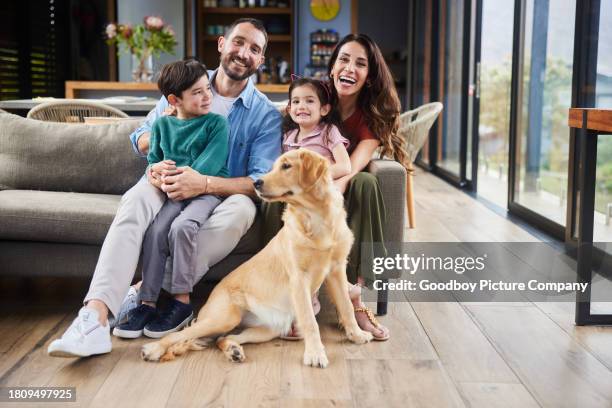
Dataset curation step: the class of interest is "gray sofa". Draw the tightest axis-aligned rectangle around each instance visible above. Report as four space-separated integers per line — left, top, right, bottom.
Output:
0 112 405 313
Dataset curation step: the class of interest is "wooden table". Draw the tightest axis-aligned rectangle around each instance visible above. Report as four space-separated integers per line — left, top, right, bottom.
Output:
568 108 612 325
65 81 289 99
0 98 158 117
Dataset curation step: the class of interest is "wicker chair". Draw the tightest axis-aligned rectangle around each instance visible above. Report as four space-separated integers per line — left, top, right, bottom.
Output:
26 100 129 123
398 102 443 228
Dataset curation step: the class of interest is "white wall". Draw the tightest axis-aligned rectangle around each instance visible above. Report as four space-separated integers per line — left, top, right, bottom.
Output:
117 0 185 81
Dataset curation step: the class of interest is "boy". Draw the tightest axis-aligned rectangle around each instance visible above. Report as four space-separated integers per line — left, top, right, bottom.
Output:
113 59 229 339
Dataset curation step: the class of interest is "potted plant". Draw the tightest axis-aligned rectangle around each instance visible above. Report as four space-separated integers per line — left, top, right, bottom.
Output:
105 16 177 82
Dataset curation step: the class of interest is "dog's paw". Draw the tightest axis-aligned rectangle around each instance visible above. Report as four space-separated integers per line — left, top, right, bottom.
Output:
303 347 328 368
347 329 373 344
223 343 245 363
141 342 165 362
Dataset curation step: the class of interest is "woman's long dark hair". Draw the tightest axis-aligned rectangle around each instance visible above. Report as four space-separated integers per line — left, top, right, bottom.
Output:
328 34 408 168
282 78 341 145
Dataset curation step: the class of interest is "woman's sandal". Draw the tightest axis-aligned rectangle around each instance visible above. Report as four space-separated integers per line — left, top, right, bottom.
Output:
354 306 390 341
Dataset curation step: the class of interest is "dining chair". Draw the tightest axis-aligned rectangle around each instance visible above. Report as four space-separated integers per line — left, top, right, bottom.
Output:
27 100 129 123
398 102 443 228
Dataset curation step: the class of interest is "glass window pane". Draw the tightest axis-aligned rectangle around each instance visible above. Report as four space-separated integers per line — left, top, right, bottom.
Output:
514 0 575 226
476 0 515 207
412 0 432 165
437 0 464 176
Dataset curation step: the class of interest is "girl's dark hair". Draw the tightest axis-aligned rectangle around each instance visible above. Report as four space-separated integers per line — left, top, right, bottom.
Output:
282 78 341 145
327 34 409 168
157 59 208 99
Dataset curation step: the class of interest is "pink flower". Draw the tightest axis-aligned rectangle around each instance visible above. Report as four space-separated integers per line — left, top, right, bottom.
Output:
105 23 117 39
119 24 133 39
165 25 175 37
144 16 164 31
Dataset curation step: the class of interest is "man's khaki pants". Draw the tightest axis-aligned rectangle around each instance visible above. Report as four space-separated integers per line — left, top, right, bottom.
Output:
84 178 256 318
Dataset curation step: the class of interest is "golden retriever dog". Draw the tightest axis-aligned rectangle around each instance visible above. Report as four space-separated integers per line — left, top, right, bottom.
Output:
140 149 373 368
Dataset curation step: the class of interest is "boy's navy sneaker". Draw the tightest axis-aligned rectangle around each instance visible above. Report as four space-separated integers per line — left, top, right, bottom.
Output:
112 304 158 339
143 299 193 339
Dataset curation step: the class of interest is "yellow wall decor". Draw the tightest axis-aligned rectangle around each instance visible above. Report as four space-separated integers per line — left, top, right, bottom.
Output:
310 0 341 22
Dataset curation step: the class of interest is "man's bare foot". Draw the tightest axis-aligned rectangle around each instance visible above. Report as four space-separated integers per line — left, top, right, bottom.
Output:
348 284 390 341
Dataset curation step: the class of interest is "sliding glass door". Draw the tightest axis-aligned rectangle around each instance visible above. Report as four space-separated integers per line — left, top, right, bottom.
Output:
511 0 576 231
473 0 515 207
435 0 465 177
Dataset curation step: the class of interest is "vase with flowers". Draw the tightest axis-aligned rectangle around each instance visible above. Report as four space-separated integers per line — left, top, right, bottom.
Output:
105 16 177 82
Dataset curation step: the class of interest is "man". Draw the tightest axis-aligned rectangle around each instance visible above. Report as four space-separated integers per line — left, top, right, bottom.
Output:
48 18 281 358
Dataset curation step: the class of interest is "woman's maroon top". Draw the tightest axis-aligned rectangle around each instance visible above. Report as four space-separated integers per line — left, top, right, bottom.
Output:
341 108 378 153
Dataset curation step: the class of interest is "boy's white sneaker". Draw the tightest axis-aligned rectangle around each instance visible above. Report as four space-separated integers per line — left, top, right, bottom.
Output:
47 307 112 358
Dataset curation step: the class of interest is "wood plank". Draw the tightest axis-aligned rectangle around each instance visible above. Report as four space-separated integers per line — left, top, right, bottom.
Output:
535 302 612 372
457 382 540 408
280 399 352 408
410 302 519 383
348 359 466 408
201 7 292 14
568 108 583 129
569 108 612 133
65 81 157 98
87 338 187 408
587 109 612 133
412 170 539 242
0 309 67 379
2 318 131 408
168 338 283 407
467 304 612 407
342 301 438 361
280 322 352 401
256 84 290 93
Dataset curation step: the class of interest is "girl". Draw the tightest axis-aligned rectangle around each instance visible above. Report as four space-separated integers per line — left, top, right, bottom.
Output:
281 77 351 179
279 78 351 340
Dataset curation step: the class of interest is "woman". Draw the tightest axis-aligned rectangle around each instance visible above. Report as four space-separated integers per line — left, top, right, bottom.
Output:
326 33 408 341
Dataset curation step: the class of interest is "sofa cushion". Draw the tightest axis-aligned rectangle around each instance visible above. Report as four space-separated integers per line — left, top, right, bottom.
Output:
0 190 120 245
0 112 147 195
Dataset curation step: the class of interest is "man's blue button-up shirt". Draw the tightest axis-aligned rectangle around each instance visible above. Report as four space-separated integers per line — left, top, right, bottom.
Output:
129 69 281 181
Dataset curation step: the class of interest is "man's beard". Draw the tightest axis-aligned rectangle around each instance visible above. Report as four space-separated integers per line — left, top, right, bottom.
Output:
221 53 257 81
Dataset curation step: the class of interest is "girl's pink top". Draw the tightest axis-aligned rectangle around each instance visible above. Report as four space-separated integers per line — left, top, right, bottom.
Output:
282 124 349 163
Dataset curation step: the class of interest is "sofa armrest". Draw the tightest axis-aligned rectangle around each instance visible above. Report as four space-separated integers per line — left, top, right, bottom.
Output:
367 159 406 245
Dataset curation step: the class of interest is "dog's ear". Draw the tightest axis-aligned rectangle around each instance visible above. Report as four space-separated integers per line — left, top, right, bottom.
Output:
298 150 329 189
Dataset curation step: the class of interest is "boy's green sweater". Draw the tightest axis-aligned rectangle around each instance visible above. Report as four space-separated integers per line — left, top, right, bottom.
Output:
148 113 229 177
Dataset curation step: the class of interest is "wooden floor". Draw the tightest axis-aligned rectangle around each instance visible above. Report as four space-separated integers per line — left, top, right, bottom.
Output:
2 169 612 407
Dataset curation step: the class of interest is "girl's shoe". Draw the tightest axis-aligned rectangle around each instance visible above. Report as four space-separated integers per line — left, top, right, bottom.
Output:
143 299 193 339
112 304 158 339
